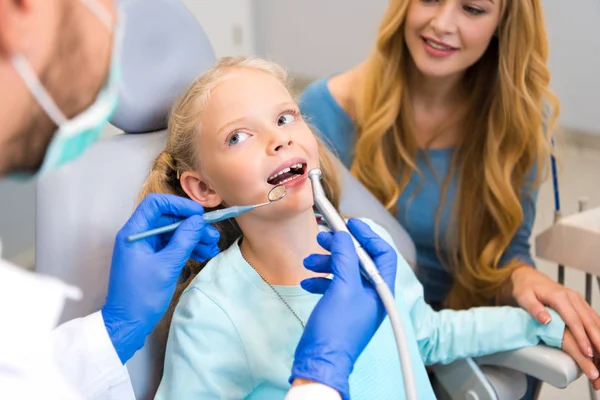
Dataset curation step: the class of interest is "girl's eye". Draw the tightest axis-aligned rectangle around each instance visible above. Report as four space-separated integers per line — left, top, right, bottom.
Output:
227 131 250 146
278 112 297 126
464 5 485 15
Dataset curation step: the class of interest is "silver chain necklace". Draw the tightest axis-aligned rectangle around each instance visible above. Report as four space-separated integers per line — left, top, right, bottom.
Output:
240 247 306 329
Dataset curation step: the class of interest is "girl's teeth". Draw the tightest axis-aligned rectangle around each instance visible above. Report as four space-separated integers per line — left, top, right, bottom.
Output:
427 39 452 50
280 174 300 184
268 163 304 181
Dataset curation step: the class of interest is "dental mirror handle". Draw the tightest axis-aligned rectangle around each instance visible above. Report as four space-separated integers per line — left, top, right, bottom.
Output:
126 204 257 242
203 205 255 223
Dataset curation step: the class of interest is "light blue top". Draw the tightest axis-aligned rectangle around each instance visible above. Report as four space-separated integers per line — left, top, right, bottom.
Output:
155 218 564 400
298 77 539 304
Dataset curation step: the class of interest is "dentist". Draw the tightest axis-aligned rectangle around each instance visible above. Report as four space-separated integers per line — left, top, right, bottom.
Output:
0 1 395 399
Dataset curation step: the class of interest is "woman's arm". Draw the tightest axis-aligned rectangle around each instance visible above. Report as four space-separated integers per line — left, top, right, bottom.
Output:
362 219 566 366
155 287 253 400
498 187 539 273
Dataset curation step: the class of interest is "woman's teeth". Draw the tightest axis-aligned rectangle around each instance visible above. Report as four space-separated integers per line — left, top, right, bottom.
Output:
426 39 454 50
268 163 303 181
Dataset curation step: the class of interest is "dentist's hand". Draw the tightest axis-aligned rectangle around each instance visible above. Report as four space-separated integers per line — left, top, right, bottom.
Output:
101 194 220 364
290 219 397 400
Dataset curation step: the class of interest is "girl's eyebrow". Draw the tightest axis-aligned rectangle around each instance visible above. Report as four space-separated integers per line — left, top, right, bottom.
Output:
216 101 299 136
217 116 249 137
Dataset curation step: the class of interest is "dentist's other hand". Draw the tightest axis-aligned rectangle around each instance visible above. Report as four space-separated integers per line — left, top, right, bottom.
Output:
101 194 220 364
291 219 397 400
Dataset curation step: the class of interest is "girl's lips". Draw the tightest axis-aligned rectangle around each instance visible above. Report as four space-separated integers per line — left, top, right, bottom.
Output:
422 37 459 58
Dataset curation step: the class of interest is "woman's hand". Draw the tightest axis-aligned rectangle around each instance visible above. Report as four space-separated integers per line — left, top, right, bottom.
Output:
505 266 600 360
562 328 600 388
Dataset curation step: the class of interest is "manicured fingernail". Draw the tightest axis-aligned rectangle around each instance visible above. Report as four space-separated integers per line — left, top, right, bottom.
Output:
590 369 599 380
588 346 594 357
538 312 551 324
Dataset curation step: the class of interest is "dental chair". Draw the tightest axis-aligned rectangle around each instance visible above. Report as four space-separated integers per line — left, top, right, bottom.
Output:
35 0 580 398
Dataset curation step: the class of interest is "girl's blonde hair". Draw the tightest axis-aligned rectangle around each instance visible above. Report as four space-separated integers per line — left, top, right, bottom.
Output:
353 0 559 309
138 56 341 359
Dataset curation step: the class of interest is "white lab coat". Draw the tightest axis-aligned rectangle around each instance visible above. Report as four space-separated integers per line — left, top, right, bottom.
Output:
0 240 339 399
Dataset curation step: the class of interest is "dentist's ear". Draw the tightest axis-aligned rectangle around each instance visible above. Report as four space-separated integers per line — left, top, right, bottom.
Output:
180 171 222 208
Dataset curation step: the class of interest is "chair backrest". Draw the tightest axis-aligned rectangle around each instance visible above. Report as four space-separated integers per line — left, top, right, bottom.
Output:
35 1 416 397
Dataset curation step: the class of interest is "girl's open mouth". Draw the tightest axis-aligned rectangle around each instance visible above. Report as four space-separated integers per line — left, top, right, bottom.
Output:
267 163 307 185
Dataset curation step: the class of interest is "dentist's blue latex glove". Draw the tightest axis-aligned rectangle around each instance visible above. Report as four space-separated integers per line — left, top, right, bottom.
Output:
101 193 220 364
290 219 397 400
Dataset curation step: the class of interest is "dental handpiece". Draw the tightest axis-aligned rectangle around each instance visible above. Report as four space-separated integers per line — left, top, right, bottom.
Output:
307 168 418 400
308 169 382 284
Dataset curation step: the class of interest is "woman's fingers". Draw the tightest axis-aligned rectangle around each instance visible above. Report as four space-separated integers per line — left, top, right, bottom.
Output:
516 291 552 325
562 329 600 381
571 292 600 357
545 290 593 357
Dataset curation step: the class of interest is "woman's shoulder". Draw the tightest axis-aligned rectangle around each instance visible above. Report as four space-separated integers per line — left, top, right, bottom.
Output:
299 77 348 122
299 66 362 116
299 70 360 131
299 68 364 166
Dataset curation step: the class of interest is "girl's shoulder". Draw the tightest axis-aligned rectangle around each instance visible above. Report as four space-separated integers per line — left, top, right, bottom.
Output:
184 239 244 295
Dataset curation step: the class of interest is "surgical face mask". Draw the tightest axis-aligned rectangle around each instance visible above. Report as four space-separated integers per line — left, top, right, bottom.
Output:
9 0 122 179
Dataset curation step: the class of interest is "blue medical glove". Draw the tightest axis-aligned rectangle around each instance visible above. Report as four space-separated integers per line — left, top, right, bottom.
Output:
290 219 397 400
101 193 221 364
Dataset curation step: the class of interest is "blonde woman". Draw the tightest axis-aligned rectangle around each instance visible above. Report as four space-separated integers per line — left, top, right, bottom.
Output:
299 0 600 396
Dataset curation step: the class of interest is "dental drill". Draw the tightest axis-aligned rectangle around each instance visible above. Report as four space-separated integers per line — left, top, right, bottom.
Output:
307 168 418 400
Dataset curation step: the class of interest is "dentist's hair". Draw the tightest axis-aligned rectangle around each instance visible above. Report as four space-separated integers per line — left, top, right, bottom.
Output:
137 56 341 360
352 0 559 309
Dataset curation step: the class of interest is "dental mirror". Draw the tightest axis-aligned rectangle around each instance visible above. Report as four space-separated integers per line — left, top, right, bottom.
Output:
267 184 287 202
126 184 288 242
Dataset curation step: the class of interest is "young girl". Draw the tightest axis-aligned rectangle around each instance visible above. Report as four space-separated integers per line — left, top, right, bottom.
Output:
148 57 570 399
299 0 600 395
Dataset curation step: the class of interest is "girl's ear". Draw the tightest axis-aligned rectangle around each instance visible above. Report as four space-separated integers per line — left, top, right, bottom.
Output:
180 171 222 208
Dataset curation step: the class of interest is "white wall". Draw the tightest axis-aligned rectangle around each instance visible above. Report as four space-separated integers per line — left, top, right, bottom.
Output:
254 0 387 78
543 0 600 134
253 0 600 134
182 0 256 57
